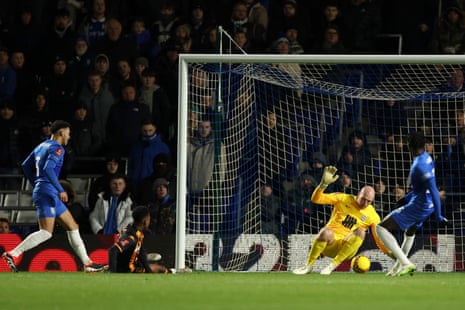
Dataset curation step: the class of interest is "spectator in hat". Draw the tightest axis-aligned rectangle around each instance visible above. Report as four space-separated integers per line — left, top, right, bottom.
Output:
78 70 115 155
39 55 78 122
283 171 318 233
333 170 357 195
313 1 345 44
230 29 253 53
269 0 311 50
309 152 328 186
256 183 281 234
114 59 138 98
17 90 52 157
0 46 16 102
93 53 118 97
188 2 215 53
88 155 122 212
134 56 150 88
135 152 176 205
93 18 138 76
341 0 382 53
223 1 267 51
243 0 269 32
0 99 21 190
339 129 372 176
431 5 465 54
7 6 42 74
149 0 181 48
69 101 99 156
284 24 305 54
138 68 173 141
77 0 108 50
153 39 181 130
174 23 193 54
147 177 177 235
127 16 159 60
57 0 86 31
68 35 94 93
41 8 78 72
127 119 171 186
312 25 348 54
10 50 38 117
106 83 151 156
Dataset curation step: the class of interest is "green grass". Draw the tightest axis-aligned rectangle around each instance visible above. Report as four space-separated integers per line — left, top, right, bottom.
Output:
0 272 464 310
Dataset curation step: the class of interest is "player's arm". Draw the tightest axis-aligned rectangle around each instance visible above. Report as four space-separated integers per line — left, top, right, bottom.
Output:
44 147 65 193
21 152 36 185
311 165 340 205
426 177 447 223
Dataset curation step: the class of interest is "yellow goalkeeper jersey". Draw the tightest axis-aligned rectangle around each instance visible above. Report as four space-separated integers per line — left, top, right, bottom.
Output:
311 188 380 236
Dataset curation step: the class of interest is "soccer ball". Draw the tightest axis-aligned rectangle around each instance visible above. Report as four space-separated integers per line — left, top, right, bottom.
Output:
351 255 371 273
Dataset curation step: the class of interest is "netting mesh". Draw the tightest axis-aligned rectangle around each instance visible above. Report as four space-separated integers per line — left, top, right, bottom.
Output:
182 61 465 272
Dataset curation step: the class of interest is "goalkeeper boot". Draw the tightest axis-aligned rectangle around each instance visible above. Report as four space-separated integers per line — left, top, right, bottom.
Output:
84 261 109 273
386 261 401 276
292 265 313 275
320 262 337 275
2 252 18 272
396 263 416 276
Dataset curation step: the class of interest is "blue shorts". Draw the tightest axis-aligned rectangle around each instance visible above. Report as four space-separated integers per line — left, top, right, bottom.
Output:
33 190 68 219
390 201 434 231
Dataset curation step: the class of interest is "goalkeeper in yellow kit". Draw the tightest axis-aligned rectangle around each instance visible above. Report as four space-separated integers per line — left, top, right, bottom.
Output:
293 166 389 275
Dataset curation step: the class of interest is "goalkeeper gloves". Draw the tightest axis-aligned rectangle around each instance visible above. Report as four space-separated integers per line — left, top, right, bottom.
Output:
318 165 339 190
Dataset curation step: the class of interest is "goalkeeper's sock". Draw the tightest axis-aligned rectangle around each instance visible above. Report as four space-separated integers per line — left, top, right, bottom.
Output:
306 238 327 266
9 229 52 258
67 230 91 264
401 233 415 256
332 235 363 266
375 225 411 265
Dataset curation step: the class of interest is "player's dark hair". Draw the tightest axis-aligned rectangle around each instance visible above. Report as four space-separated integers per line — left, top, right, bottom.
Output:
50 120 71 134
132 205 150 223
408 131 426 150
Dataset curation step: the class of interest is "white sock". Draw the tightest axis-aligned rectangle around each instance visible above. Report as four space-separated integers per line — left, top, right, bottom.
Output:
9 229 52 257
67 230 91 265
375 225 411 265
401 233 415 256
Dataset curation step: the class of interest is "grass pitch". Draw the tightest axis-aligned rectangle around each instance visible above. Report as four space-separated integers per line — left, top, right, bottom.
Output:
0 272 463 310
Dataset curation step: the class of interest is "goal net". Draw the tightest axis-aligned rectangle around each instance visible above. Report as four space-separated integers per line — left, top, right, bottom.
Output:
176 54 465 273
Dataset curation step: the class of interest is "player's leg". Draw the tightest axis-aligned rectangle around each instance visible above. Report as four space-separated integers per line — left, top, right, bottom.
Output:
293 227 333 275
57 209 107 272
2 205 55 272
375 216 415 276
387 227 416 276
321 229 365 275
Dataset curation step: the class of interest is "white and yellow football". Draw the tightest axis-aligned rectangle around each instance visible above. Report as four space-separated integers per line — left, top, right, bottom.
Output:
351 255 371 273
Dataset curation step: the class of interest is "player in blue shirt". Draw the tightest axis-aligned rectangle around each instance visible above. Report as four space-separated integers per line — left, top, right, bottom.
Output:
375 131 447 276
2 120 107 272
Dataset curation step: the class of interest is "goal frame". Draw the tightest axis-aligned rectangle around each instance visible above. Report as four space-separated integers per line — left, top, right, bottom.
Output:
175 54 465 270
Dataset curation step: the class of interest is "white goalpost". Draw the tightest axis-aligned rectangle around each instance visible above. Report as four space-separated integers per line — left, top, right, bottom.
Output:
176 53 465 272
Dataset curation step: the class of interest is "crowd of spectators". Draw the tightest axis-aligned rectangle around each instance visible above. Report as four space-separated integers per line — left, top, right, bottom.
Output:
1 0 464 235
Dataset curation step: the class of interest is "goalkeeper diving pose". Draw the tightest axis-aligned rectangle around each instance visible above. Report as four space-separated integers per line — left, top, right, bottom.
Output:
293 165 389 275
375 131 448 276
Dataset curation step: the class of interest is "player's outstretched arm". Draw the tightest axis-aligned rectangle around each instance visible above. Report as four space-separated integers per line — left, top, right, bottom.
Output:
318 166 339 190
311 166 340 204
427 178 447 223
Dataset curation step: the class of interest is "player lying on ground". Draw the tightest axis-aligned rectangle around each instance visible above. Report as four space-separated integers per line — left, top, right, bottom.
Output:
293 165 389 275
108 205 170 273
